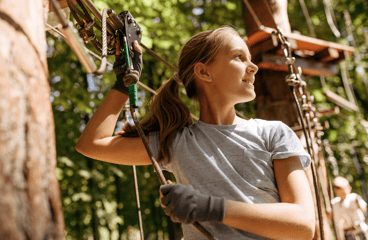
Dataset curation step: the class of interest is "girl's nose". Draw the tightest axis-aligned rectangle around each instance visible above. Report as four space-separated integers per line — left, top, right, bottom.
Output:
247 63 258 74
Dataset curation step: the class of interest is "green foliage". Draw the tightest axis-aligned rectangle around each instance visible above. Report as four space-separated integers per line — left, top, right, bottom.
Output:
48 0 246 239
47 0 368 239
288 0 368 196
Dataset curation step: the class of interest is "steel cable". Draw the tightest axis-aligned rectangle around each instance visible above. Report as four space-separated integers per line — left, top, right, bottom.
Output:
130 108 217 240
291 86 325 240
271 25 325 239
132 165 144 240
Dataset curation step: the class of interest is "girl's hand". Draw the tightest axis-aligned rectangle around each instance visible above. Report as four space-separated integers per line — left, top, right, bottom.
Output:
113 40 143 92
159 183 225 224
160 180 172 208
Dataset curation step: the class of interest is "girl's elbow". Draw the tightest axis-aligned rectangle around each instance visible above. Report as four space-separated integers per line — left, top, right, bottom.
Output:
302 221 315 240
75 142 84 155
299 213 315 240
75 139 88 156
290 222 314 240
290 206 315 240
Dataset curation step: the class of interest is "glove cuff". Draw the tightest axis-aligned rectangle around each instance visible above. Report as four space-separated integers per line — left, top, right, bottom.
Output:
197 194 226 223
112 75 129 96
207 196 226 223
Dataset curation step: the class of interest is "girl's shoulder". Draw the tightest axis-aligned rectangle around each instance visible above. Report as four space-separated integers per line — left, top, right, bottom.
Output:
251 118 286 127
249 118 292 134
187 118 290 135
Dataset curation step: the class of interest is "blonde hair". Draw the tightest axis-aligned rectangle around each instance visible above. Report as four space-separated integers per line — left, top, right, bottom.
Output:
118 27 240 162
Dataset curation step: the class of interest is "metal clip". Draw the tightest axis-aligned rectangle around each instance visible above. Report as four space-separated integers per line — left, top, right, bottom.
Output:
285 73 299 86
285 56 295 65
273 27 302 87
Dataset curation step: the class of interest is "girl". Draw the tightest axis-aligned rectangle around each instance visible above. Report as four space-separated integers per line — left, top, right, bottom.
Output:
76 27 315 239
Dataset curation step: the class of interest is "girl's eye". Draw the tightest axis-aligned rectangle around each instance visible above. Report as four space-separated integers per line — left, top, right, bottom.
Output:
235 54 242 60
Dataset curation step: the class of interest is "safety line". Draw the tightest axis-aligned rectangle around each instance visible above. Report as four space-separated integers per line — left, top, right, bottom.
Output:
298 0 316 37
50 1 339 239
242 0 262 29
323 0 341 38
132 165 144 240
93 7 108 75
275 26 325 239
130 107 217 240
45 23 67 38
62 0 248 121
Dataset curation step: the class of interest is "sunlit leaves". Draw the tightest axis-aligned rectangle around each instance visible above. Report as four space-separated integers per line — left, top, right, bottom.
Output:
48 0 368 238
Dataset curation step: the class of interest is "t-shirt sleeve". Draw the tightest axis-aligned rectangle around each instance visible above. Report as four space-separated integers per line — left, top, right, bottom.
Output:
270 121 311 169
149 131 173 172
354 193 367 209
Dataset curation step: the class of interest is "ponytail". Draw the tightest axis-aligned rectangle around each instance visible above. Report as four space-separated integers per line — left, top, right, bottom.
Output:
118 77 193 163
118 26 240 163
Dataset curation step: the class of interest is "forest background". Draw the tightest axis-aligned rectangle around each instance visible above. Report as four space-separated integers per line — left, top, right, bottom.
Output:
46 0 368 239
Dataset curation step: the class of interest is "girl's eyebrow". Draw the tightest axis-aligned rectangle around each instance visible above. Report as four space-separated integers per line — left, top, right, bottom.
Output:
229 48 252 60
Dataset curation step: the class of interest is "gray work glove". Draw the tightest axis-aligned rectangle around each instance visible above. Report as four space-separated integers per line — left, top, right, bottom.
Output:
112 40 142 95
160 184 226 224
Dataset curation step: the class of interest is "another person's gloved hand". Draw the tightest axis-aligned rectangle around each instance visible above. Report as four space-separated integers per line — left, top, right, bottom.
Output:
160 184 226 224
112 40 142 95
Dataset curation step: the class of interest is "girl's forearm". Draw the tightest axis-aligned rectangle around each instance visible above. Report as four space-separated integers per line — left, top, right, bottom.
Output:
77 90 129 146
223 200 315 240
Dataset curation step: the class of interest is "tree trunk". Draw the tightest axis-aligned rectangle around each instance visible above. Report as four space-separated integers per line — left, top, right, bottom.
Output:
0 0 64 239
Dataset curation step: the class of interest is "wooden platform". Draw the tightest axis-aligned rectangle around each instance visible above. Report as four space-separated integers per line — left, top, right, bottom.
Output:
246 26 355 76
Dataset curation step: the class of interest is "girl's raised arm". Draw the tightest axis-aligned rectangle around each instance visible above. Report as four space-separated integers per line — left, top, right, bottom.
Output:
76 90 151 166
76 41 151 166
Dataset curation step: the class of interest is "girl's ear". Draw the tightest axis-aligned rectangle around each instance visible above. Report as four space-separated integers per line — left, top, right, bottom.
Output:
194 62 212 82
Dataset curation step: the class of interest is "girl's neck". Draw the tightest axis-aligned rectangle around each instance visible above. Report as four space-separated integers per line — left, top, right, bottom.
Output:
199 104 241 125
197 88 246 125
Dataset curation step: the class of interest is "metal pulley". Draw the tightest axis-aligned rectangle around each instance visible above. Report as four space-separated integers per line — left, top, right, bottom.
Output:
116 11 143 108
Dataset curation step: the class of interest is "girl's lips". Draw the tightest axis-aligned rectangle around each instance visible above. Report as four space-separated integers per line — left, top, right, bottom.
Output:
243 79 254 84
243 81 254 88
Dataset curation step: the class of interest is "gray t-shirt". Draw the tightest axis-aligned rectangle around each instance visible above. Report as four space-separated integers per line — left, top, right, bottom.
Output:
149 118 311 240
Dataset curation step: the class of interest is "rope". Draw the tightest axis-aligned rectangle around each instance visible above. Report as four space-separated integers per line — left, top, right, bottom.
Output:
65 0 247 121
340 62 357 104
45 23 67 38
53 1 337 238
242 0 262 29
140 43 247 120
265 22 325 238
323 0 341 38
84 48 160 96
260 0 278 28
76 0 93 22
67 0 116 55
140 43 178 72
129 107 217 240
298 0 316 37
305 112 317 163
132 165 144 240
67 0 86 29
67 0 100 53
50 0 69 27
291 86 325 240
93 8 107 75
65 3 216 237
80 0 115 35
343 10 357 48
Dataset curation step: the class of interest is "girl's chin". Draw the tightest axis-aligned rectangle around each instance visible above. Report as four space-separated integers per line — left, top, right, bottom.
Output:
244 92 256 101
237 94 256 104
